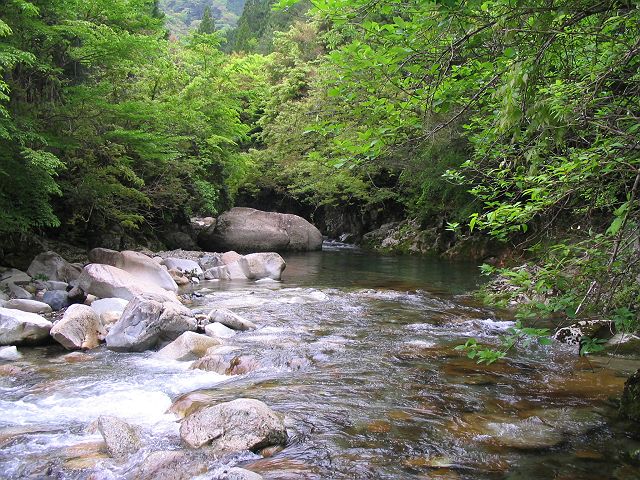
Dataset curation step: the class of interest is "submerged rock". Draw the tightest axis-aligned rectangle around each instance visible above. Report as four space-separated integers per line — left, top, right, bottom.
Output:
179 398 287 453
191 352 260 376
198 207 322 252
97 415 141 460
620 369 640 422
0 307 52 346
106 295 196 352
216 467 264 480
132 450 208 480
154 331 222 361
50 304 104 350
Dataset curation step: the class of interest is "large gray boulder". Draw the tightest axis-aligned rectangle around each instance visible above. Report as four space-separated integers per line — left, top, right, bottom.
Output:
88 249 178 292
78 264 178 302
50 304 104 350
0 307 52 345
27 251 82 283
106 295 196 352
239 253 286 281
179 398 287 453
0 269 31 287
198 208 322 252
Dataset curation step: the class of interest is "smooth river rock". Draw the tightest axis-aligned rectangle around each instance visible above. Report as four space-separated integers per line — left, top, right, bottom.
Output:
88 248 178 292
179 398 287 453
154 331 221 361
4 299 52 314
164 258 203 278
50 304 104 350
0 307 52 346
239 253 286 281
78 264 178 303
198 207 322 252
207 309 256 331
42 290 72 311
217 467 264 480
204 322 236 339
106 295 196 352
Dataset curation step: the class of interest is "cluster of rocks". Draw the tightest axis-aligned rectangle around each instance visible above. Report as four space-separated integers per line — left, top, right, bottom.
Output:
0 245 292 479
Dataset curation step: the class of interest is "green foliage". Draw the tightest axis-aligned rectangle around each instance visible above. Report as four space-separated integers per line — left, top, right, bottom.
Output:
197 6 216 33
160 0 246 35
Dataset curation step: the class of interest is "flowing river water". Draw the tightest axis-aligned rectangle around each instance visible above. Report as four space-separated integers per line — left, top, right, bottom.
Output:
1 245 639 479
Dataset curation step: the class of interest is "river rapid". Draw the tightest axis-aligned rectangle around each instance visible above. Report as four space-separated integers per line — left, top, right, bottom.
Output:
1 245 639 479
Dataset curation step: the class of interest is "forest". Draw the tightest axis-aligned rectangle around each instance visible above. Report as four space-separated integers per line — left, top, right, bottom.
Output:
1 0 638 347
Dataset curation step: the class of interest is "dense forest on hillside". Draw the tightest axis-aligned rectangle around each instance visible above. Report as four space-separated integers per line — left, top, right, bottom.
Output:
1 0 639 350
160 0 246 34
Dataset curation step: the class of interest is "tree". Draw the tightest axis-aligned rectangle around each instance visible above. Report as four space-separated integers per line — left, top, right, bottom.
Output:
197 6 216 34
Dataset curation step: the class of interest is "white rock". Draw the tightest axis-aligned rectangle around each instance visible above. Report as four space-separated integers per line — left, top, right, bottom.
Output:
88 248 178 292
164 258 203 278
78 264 178 303
204 322 237 339
0 307 52 345
4 299 52 314
0 346 22 361
154 331 221 361
50 304 104 350
207 309 256 331
239 253 286 281
91 298 129 316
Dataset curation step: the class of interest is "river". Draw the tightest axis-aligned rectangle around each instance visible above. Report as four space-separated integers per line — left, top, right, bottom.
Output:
0 245 639 479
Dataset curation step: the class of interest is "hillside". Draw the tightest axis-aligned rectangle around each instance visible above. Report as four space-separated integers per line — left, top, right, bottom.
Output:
160 0 246 35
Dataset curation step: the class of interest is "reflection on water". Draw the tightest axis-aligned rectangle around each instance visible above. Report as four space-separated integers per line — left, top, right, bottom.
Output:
0 247 638 479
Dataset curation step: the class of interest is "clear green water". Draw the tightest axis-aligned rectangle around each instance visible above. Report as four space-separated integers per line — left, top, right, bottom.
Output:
0 248 639 479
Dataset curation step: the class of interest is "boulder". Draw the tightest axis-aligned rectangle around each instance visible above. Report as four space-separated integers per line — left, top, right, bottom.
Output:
4 299 52 314
50 304 104 350
154 332 222 361
198 208 322 252
168 268 190 286
620 369 640 422
164 258 203 278
204 322 236 339
91 298 129 316
67 286 87 304
207 309 256 331
179 398 287 453
27 251 82 283
0 346 22 361
88 249 178 292
42 290 72 311
221 251 242 265
191 353 260 376
0 307 52 345
553 320 615 350
45 281 69 291
78 264 178 302
0 269 31 287
239 253 286 281
204 263 247 281
199 253 223 271
7 282 32 300
106 295 196 352
97 416 141 460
